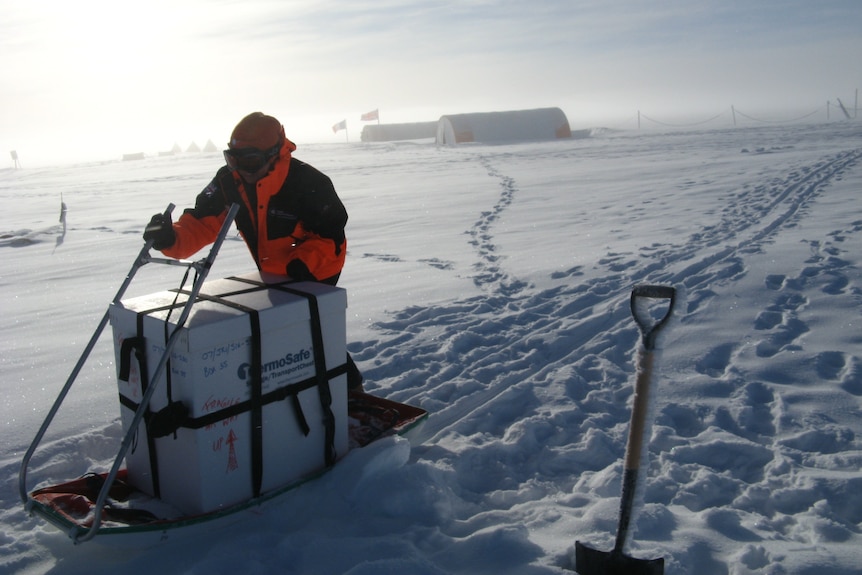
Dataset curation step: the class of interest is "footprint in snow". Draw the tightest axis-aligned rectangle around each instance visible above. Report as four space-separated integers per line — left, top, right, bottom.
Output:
695 342 737 377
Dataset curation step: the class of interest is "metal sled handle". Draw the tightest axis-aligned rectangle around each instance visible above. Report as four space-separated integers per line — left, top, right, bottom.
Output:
18 203 175 505
19 203 239 544
74 203 240 543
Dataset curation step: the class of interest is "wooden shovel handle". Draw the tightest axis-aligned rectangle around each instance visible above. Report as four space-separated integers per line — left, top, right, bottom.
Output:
624 348 655 471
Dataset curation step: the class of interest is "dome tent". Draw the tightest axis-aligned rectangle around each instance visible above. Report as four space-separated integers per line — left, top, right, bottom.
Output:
436 107 572 146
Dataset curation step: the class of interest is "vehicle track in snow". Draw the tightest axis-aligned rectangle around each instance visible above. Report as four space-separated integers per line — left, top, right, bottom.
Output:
355 147 862 446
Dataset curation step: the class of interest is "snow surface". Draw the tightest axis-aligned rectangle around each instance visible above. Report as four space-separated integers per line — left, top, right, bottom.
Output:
2 121 862 574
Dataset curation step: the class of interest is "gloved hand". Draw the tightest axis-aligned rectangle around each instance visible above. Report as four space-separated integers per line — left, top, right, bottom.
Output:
287 259 316 281
143 213 176 250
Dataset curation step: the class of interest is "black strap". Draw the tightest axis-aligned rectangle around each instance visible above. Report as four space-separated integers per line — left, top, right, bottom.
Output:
183 290 265 498
291 394 311 436
228 276 339 467
136 311 164 499
118 337 143 383
295 288 337 467
117 298 208 498
119 362 347 429
117 301 184 383
115 312 165 498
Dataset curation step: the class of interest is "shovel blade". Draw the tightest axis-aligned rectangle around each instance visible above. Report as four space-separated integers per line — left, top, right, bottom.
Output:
575 541 664 575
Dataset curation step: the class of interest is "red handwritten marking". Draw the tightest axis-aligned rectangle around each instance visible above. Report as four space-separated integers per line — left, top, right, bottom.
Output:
202 395 243 413
226 429 239 472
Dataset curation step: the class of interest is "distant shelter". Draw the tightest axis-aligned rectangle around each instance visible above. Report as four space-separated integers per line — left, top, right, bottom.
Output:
436 107 572 145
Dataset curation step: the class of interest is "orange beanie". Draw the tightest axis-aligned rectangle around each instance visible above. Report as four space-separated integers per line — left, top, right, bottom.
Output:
229 112 284 150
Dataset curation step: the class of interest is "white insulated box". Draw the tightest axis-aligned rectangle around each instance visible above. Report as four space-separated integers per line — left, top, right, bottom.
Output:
108 272 348 515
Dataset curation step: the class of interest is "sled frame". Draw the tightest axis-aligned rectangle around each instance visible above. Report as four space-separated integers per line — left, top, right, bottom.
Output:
18 203 240 544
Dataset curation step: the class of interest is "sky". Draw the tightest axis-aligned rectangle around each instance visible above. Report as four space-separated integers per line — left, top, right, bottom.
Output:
1 0 860 166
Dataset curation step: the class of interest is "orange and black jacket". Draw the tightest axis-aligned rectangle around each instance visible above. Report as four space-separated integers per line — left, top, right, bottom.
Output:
163 145 347 284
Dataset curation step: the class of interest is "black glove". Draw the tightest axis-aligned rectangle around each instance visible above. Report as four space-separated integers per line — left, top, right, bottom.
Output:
287 259 316 281
143 213 176 250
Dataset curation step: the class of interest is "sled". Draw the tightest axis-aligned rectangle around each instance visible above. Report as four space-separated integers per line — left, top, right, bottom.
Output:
18 202 428 545
26 391 426 545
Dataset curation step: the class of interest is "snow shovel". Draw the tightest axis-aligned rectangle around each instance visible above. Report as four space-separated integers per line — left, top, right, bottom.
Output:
574 284 676 575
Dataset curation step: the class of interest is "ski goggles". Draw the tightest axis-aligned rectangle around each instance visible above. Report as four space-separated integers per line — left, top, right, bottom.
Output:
223 143 280 175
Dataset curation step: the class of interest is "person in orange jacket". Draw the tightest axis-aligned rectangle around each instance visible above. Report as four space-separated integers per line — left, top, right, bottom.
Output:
145 112 346 284
143 111 362 387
